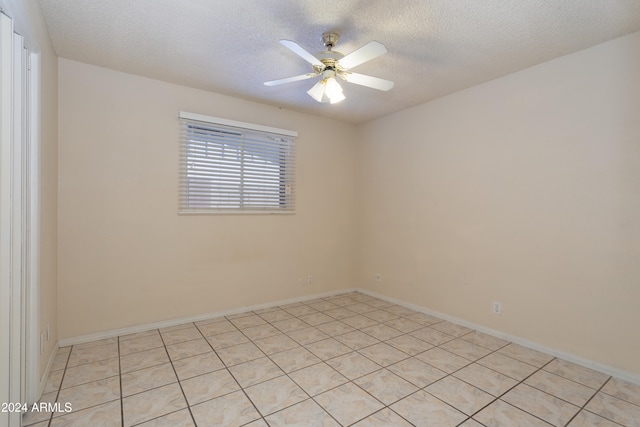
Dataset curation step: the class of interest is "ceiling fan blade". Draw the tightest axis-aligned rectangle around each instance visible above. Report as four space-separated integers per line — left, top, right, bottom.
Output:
264 73 317 86
343 73 394 91
338 41 387 70
279 40 324 68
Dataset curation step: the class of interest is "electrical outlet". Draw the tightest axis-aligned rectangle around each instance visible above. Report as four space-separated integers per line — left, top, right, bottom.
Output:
307 275 313 285
492 301 502 315
375 273 381 282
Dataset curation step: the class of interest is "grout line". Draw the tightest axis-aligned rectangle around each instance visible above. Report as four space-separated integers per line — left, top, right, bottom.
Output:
193 317 267 425
231 304 333 424
46 349 71 427
271 296 420 425
117 337 124 427
237 296 382 425
159 325 199 426
298 296 390 426
465 357 555 425
562 377 623 427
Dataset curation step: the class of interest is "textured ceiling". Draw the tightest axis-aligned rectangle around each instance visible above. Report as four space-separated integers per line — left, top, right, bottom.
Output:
38 0 640 123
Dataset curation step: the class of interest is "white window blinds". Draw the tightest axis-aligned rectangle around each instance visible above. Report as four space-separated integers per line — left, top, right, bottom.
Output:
179 112 297 213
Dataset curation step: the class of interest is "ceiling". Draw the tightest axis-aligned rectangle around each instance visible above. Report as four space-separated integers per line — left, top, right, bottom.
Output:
38 0 640 124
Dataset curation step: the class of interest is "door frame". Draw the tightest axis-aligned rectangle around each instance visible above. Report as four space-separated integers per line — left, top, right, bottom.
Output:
0 11 41 427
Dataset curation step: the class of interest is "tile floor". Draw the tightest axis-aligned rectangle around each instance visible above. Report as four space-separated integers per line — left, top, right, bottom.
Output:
23 292 640 426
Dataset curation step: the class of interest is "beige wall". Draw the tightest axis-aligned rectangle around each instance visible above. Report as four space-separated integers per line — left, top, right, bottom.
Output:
2 0 59 379
356 32 640 375
57 59 358 339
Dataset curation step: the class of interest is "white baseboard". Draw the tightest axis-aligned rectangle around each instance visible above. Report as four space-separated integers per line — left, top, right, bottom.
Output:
57 286 639 386
58 288 357 347
357 288 640 386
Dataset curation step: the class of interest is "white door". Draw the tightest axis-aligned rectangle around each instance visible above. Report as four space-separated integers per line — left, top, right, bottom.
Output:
1 10 37 427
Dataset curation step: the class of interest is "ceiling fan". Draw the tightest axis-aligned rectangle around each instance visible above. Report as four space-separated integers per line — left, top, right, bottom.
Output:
264 32 394 104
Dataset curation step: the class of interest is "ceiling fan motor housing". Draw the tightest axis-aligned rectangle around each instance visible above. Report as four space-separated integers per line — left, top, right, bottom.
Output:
313 52 345 74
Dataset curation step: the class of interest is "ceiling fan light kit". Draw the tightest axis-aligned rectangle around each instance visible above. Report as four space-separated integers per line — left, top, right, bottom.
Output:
264 32 394 104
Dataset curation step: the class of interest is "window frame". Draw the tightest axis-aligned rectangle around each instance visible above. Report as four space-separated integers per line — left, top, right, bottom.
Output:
178 111 297 215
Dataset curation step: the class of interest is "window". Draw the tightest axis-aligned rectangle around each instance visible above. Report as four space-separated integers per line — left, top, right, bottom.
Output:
179 112 297 213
